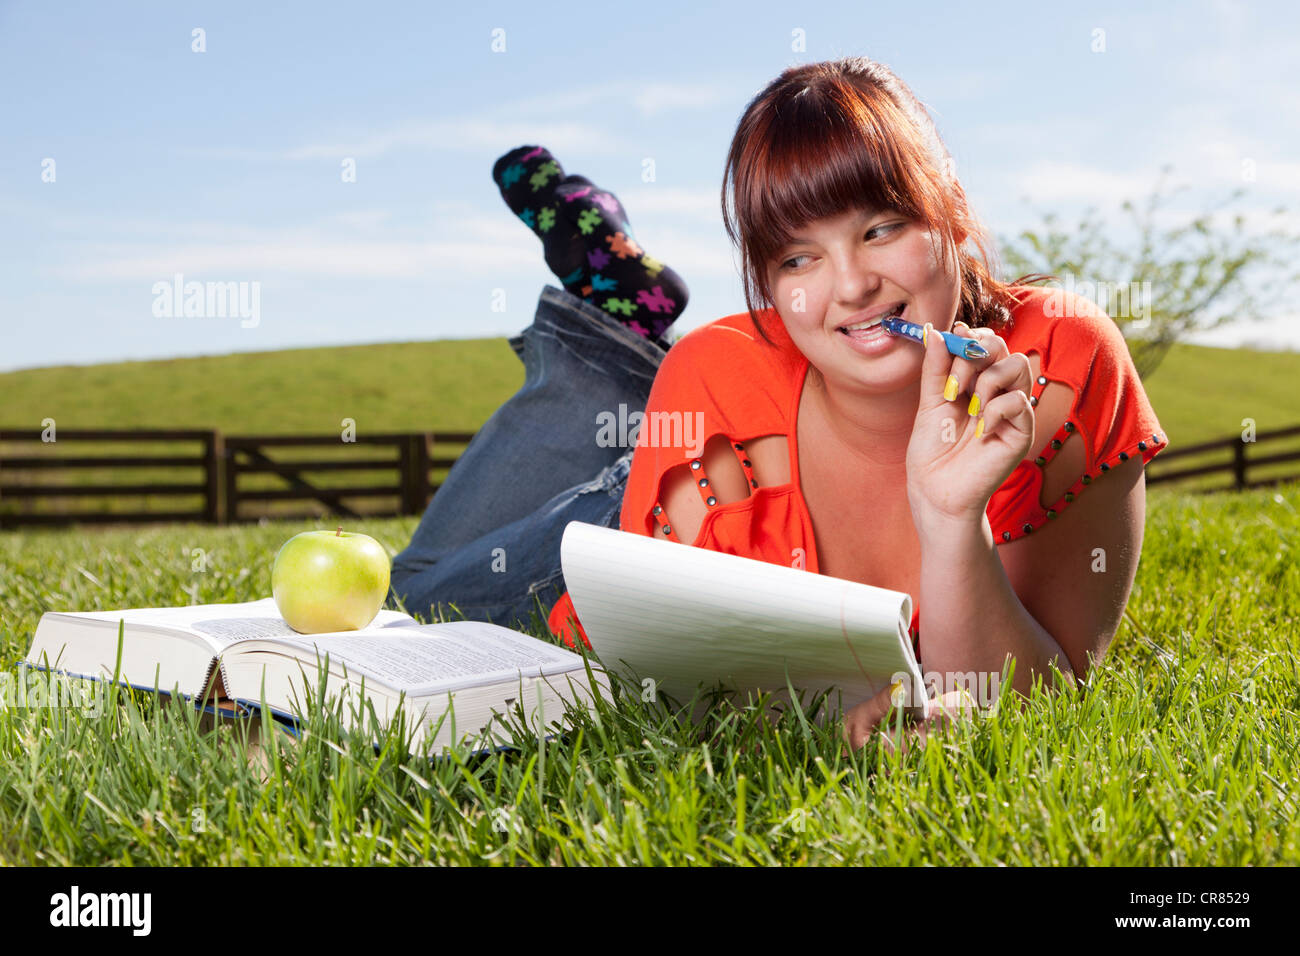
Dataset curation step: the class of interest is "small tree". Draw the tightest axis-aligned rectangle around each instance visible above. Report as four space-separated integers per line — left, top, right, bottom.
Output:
999 166 1300 380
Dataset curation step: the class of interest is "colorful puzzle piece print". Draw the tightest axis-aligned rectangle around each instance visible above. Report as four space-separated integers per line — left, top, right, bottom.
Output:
529 159 560 192
606 231 644 260
537 206 557 232
587 248 611 270
500 163 525 188
603 297 637 316
640 254 664 277
590 273 618 291
636 285 675 313
576 208 604 235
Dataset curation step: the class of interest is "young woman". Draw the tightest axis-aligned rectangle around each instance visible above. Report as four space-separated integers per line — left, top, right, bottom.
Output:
390 58 1169 753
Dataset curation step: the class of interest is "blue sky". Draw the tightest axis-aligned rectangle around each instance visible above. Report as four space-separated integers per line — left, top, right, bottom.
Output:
1 0 1297 373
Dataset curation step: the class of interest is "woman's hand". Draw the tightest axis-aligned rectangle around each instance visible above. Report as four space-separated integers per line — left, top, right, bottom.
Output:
905 320 1035 527
841 684 980 759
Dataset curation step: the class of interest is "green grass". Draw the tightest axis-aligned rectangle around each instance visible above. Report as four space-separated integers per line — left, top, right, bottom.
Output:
1 481 1297 865
0 338 524 434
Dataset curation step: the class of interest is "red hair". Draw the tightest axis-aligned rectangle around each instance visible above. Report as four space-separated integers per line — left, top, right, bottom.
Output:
721 57 1048 344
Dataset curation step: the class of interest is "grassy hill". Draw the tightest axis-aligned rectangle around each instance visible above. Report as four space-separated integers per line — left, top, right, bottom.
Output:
0 338 525 435
2 336 1296 444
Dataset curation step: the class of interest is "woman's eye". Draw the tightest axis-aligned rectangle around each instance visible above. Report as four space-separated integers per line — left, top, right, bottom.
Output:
781 255 811 271
866 222 902 241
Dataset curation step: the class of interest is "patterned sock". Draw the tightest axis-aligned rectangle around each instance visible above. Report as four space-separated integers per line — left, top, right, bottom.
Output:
492 145 689 345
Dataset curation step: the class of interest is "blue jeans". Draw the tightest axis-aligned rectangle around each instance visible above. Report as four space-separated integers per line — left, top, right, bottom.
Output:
388 285 667 629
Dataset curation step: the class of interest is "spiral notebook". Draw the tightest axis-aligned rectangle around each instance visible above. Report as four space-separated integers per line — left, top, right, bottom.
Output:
559 521 925 720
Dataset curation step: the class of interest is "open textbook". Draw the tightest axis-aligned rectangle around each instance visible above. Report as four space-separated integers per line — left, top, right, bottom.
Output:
560 521 926 720
25 597 611 755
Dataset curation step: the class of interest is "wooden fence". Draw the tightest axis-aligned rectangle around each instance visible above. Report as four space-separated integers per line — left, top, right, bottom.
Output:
1144 423 1300 492
0 428 475 529
2 423 1298 529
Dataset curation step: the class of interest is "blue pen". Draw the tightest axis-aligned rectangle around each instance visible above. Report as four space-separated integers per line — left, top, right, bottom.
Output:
880 316 988 360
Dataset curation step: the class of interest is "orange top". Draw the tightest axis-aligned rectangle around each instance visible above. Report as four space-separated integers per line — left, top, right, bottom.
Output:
548 285 1169 653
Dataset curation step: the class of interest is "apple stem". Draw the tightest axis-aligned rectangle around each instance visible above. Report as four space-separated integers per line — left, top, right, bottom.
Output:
336 526 343 536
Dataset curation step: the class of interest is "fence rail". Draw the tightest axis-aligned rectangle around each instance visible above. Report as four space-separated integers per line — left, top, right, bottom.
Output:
1 423 1298 528
0 428 475 529
1144 423 1300 492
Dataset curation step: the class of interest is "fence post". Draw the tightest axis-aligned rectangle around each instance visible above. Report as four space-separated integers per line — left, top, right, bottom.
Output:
1233 440 1247 491
398 435 414 515
223 443 239 524
412 432 430 513
205 430 225 524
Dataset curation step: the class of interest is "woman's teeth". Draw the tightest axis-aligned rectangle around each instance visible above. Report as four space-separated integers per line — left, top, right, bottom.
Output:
841 305 903 334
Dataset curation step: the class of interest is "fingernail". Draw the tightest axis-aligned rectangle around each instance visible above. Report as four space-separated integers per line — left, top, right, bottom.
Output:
967 393 980 416
943 375 959 402
974 416 985 439
923 323 931 346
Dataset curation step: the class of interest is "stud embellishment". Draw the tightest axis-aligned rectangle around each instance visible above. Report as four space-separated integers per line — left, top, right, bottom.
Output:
1082 475 1092 485
1046 509 1057 519
1035 456 1046 467
1138 441 1147 451
652 505 662 515
1100 462 1110 472
690 460 701 470
1022 523 1033 534
706 496 717 506
1030 396 1038 407
1002 531 1012 542
1064 422 1074 432
1119 452 1129 461
1050 439 1061 449
1036 376 1047 386
698 477 709 488
662 525 672 535
1065 492 1075 502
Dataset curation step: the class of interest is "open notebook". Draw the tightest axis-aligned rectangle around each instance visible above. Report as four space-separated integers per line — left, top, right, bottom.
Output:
559 521 925 721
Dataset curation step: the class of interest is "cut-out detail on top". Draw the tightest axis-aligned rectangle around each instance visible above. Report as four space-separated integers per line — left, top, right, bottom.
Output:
650 432 777 546
991 349 1166 542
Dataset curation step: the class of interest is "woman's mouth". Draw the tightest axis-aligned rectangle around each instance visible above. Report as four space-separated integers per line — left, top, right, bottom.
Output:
839 302 906 337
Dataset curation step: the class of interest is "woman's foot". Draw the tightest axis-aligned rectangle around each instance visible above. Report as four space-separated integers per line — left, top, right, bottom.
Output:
492 145 689 345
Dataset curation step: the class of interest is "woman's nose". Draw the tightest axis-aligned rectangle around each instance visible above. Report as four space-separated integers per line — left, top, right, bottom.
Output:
831 250 882 304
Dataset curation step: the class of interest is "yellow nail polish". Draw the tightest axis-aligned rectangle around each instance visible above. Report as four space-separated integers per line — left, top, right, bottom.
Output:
943 375 959 402
974 416 985 439
968 393 980 416
923 324 929 346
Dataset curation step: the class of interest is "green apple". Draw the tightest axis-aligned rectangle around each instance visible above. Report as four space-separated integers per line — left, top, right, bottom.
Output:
271 527 392 634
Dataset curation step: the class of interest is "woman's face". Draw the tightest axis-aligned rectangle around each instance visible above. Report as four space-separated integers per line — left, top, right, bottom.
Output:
766 206 962 394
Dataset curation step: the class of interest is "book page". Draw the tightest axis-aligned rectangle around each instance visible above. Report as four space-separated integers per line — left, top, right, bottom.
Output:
46 597 419 653
228 621 592 697
559 521 925 715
